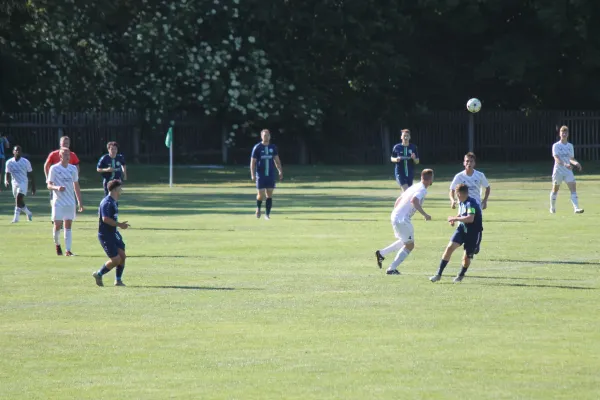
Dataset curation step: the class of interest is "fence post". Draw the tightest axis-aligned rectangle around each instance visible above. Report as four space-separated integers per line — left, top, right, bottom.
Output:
221 125 228 164
381 123 391 164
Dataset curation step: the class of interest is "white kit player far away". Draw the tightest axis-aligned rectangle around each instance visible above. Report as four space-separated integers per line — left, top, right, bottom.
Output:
550 126 583 214
449 170 489 205
5 154 34 222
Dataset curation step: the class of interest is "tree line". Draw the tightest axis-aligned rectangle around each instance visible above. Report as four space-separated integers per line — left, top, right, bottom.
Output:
2 0 600 141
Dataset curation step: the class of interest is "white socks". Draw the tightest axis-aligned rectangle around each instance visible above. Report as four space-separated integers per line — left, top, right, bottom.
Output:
389 248 412 271
549 192 557 209
380 240 404 257
13 207 21 221
570 193 580 209
65 229 72 251
22 206 32 217
53 227 61 245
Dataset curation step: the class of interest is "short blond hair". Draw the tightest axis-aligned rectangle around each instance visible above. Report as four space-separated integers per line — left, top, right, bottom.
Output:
560 125 569 132
421 168 434 181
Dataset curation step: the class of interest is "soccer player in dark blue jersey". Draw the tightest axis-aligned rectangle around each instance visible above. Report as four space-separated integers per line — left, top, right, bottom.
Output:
391 129 419 191
250 129 283 219
97 141 127 196
92 180 130 287
430 183 483 283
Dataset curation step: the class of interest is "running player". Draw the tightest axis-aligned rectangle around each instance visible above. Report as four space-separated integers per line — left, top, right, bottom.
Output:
550 125 583 214
4 145 35 222
391 129 419 191
250 129 283 219
430 183 483 283
374 169 434 275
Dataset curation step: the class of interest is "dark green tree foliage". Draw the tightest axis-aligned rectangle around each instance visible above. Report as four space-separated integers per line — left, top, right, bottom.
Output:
2 0 600 129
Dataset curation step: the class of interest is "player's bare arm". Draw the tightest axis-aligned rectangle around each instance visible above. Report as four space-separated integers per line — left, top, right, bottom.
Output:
411 196 431 220
554 155 571 169
250 158 257 181
28 170 36 195
47 180 65 192
97 166 115 173
449 189 457 208
481 186 491 209
5 171 11 187
569 157 582 171
448 213 474 224
43 158 52 178
411 153 420 165
74 182 84 212
122 165 128 180
101 216 130 229
274 155 283 180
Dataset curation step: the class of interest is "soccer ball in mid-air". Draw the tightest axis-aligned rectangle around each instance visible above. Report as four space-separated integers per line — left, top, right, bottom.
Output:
466 98 482 113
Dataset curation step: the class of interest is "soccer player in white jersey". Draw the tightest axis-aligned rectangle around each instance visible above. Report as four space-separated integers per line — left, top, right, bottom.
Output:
449 152 490 209
4 145 35 223
550 125 583 214
47 148 84 256
374 169 433 275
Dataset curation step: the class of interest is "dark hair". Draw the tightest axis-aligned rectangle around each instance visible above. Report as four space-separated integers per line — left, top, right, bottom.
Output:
107 179 122 192
107 141 119 149
455 183 469 194
465 152 476 161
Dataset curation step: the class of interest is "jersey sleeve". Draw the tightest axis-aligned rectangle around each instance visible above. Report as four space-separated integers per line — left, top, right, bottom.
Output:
271 145 278 157
97 155 107 169
120 154 126 165
99 201 113 219
5 160 12 174
552 143 558 157
480 172 490 188
449 174 460 190
466 201 476 214
391 145 399 157
72 166 79 183
251 145 260 160
46 166 55 183
569 144 575 158
413 189 426 202
26 159 32 173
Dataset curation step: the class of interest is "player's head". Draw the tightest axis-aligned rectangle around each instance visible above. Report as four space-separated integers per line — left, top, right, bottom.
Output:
59 136 71 148
107 141 118 156
464 152 476 170
261 129 271 143
559 125 569 141
455 183 469 202
13 145 22 158
59 147 71 164
401 129 411 143
107 179 122 198
421 168 434 186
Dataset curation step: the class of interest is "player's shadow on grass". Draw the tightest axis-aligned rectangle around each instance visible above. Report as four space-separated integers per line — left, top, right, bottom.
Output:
490 259 600 266
477 282 595 290
129 285 262 291
469 275 583 282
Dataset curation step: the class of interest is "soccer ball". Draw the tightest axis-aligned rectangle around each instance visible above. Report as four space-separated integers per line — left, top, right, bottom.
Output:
466 98 481 113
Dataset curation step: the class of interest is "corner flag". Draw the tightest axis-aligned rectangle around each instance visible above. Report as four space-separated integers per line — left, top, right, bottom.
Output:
165 123 174 187
165 127 173 148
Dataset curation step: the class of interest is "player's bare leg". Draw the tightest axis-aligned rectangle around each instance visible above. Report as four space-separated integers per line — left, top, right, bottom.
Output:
566 181 583 213
64 219 75 256
93 254 122 287
401 184 409 192
430 241 461 282
265 188 274 219
454 253 472 283
256 189 266 218
16 193 32 221
386 241 414 275
114 248 127 286
53 220 64 255
11 193 21 223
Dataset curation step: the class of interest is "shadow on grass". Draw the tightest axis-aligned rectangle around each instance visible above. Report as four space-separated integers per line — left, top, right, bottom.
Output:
468 275 583 282
476 282 595 290
128 285 262 291
489 259 600 266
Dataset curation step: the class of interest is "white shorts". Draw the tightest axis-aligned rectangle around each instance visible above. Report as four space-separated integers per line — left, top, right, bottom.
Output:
12 182 27 198
392 219 414 243
552 169 575 185
52 204 76 221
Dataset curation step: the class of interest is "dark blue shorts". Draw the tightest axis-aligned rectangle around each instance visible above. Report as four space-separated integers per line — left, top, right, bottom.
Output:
451 229 482 258
395 174 413 187
98 232 125 258
256 176 276 190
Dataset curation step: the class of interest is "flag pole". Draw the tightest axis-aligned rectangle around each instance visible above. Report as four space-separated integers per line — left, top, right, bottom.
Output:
169 121 174 188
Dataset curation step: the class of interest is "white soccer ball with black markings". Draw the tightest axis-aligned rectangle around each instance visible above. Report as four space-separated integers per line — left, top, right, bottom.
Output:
466 98 482 113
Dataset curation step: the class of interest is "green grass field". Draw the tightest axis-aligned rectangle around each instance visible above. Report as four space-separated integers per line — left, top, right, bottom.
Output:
1 163 599 399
